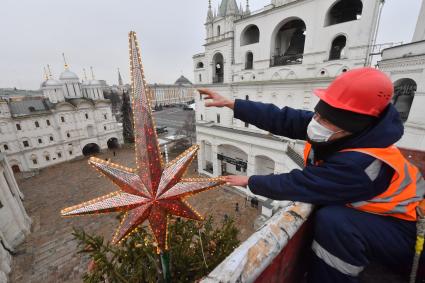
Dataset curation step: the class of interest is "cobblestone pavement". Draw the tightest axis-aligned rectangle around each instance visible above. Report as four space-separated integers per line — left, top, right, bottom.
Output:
9 145 260 283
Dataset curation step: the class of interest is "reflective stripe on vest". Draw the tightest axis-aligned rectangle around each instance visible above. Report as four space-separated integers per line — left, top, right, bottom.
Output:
304 142 425 221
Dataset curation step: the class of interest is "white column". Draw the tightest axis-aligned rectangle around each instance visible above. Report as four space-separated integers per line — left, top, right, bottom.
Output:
0 244 11 282
247 153 256 177
198 141 206 172
212 144 220 176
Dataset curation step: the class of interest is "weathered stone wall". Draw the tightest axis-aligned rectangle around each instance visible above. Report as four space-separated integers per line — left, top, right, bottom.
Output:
0 154 31 282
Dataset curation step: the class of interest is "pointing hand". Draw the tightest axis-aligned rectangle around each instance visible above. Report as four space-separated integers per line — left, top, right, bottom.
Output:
198 88 235 109
222 175 249 187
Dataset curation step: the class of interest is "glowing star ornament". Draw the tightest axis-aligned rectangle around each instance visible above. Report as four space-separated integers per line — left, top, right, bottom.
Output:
61 31 224 252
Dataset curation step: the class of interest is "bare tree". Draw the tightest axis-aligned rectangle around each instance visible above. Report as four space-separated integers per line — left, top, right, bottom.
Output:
176 110 196 146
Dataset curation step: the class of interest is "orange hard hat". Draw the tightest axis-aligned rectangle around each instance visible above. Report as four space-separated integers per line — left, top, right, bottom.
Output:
314 68 394 117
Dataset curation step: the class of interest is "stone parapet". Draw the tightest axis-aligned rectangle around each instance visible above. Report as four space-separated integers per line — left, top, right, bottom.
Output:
201 202 313 283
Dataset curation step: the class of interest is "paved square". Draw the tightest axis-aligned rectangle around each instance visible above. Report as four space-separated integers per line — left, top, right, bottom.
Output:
9 145 260 282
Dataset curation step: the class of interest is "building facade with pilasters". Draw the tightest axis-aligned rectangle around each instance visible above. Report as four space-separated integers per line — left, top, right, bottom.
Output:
194 0 384 203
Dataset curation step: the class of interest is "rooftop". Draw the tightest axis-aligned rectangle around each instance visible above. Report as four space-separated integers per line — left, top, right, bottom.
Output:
0 88 42 98
174 75 192 85
8 97 52 117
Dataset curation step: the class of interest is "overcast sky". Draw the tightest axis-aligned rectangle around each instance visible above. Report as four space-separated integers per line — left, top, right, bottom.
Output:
0 0 422 90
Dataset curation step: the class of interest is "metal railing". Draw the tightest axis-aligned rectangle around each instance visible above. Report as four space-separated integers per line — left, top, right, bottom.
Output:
270 54 303 67
287 145 304 168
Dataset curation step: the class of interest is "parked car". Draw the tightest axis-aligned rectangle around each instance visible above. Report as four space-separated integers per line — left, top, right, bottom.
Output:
156 126 168 134
183 103 195 111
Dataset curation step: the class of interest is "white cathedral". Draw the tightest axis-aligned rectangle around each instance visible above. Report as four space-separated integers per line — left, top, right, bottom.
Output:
0 62 123 173
193 0 425 203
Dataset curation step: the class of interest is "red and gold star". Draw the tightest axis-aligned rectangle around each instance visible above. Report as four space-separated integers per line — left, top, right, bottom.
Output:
61 31 224 252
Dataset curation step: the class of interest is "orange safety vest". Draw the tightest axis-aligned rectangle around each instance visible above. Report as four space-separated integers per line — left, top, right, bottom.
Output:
304 142 425 221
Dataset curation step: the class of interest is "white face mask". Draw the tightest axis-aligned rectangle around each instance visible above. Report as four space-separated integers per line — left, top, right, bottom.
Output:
307 117 342 143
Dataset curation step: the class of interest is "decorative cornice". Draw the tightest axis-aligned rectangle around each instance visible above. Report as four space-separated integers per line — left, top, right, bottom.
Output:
389 69 424 75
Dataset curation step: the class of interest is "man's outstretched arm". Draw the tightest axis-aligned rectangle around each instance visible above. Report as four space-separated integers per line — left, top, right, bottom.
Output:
234 99 313 140
198 88 313 140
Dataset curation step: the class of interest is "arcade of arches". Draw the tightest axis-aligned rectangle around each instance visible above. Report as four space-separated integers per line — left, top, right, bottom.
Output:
82 143 101 156
107 137 120 149
199 141 276 177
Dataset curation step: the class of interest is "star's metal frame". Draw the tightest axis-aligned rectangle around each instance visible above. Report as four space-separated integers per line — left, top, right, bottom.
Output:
61 31 224 252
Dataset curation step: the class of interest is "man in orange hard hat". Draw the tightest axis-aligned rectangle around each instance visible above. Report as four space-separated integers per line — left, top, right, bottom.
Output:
199 67 425 282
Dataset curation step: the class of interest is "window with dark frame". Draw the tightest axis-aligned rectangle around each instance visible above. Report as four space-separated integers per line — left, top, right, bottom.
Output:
61 116 65 123
35 121 40 128
16 124 21 130
46 119 51 126
38 138 42 144
23 140 29 147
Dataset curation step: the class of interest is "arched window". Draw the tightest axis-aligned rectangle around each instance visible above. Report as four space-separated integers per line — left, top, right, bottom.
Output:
217 25 221 36
196 62 204 69
11 164 21 173
392 78 417 122
329 35 347 60
271 19 306 66
241 25 260 46
28 106 36 112
325 0 363 26
245 52 253 70
212 53 224 84
31 155 38 166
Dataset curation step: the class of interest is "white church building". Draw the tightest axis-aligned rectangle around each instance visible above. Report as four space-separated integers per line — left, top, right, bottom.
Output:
193 0 395 202
0 63 123 173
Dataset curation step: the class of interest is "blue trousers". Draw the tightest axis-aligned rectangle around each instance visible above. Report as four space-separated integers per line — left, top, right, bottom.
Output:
307 206 420 283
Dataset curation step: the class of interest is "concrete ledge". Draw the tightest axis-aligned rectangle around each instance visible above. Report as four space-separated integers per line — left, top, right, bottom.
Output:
201 202 313 283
